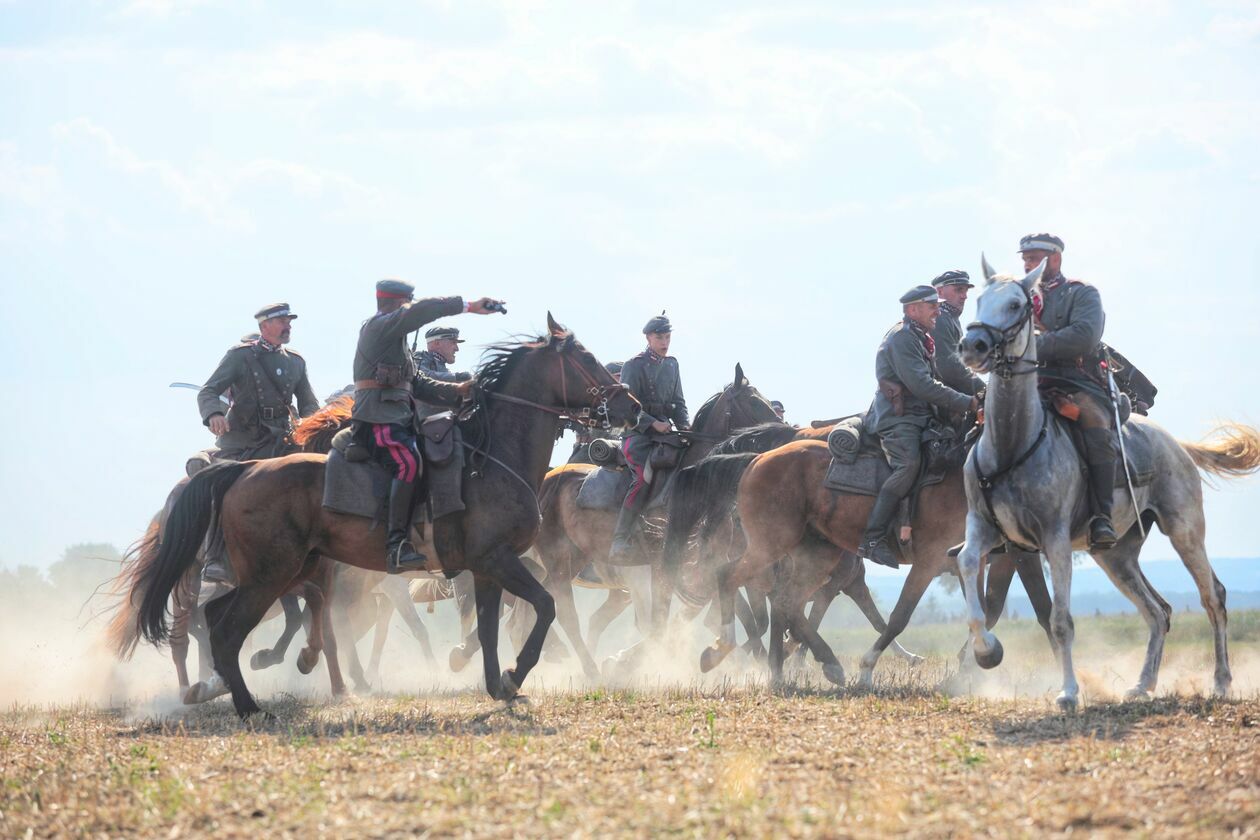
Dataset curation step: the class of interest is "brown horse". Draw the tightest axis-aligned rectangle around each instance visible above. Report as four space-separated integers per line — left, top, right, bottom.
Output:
109 477 345 703
694 438 1055 686
534 364 783 675
117 316 637 717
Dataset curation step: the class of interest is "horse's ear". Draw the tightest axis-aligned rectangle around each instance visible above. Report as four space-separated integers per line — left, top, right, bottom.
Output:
981 253 998 286
546 312 567 338
1020 258 1046 292
734 362 747 387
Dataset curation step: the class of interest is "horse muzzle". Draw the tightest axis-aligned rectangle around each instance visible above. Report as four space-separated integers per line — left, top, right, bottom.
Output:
959 328 995 373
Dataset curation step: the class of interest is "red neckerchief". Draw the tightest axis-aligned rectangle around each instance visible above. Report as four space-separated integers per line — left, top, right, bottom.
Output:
905 318 935 358
645 347 665 364
257 337 281 353
1032 272 1065 324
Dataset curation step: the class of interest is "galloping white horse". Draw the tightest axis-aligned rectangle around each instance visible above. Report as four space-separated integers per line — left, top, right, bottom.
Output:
954 256 1260 710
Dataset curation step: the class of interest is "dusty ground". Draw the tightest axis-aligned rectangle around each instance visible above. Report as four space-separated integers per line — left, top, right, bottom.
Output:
2 685 1257 839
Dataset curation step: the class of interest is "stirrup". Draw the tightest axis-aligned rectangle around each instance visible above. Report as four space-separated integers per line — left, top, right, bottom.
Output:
1088 516 1119 550
858 538 900 569
387 541 437 574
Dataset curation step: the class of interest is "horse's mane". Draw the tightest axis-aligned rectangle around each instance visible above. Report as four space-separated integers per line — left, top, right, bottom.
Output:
293 396 354 454
692 391 722 430
462 334 565 443
710 421 802 455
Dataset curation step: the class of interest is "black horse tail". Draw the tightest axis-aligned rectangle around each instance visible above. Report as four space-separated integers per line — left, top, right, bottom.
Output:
136 461 251 647
662 452 759 578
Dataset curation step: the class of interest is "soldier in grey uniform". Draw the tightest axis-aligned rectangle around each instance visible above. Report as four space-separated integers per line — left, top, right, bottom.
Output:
930 270 986 396
196 303 320 581
198 303 319 460
1020 232 1119 548
859 286 978 568
611 313 689 559
351 279 503 573
415 326 473 383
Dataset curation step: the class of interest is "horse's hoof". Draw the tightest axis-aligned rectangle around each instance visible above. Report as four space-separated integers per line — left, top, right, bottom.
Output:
449 647 471 673
249 650 278 671
699 643 733 674
973 638 1004 670
296 648 319 675
500 669 521 700
240 708 275 723
822 662 846 687
857 670 875 690
904 653 926 668
1123 687 1149 701
1055 692 1079 714
183 675 228 705
1214 679 1232 698
352 679 372 694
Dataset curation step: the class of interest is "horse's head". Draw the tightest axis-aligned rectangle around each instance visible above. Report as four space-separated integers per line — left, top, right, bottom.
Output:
959 254 1045 375
536 312 640 431
696 362 782 436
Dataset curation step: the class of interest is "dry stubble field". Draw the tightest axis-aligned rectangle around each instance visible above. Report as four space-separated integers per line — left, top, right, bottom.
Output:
3 612 1260 838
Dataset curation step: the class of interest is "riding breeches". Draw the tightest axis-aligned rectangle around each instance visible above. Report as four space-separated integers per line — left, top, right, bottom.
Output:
370 422 422 483
878 424 923 500
621 434 653 512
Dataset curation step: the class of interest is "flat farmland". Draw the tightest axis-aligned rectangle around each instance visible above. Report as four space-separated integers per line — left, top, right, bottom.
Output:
4 610 1259 838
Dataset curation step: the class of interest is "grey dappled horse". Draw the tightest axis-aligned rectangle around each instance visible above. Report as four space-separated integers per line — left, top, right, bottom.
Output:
955 256 1260 710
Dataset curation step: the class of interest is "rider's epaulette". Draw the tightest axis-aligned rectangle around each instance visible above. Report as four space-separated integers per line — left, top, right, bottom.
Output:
286 348 305 360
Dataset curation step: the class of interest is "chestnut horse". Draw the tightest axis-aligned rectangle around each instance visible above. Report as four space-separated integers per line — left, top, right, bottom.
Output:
116 316 637 716
533 364 782 675
693 438 1055 686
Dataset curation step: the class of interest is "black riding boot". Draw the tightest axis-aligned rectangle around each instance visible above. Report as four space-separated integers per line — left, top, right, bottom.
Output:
858 489 903 569
1083 428 1120 550
609 505 641 562
386 478 429 573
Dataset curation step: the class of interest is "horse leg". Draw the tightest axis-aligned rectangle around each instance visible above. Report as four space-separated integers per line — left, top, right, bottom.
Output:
449 571 481 673
605 564 653 671
830 555 923 666
856 557 940 687
472 574 506 700
736 588 768 660
549 570 601 680
767 594 789 688
329 578 371 692
380 577 438 668
306 562 348 698
171 596 193 692
955 555 1017 664
587 587 630 654
1160 508 1231 696
1042 531 1080 712
700 545 780 673
1091 526 1166 699
1012 551 1057 656
492 551 557 699
775 567 846 687
249 594 304 671
954 512 1008 677
366 595 392 687
206 580 293 719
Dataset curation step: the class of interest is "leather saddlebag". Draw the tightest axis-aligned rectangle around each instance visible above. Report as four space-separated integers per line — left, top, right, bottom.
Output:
420 411 457 465
648 432 689 470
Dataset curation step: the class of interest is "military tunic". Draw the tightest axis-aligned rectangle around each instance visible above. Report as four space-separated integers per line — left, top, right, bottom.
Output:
414 349 472 383
1035 275 1110 404
197 339 319 459
867 319 973 498
931 302 985 396
351 297 468 427
618 349 690 510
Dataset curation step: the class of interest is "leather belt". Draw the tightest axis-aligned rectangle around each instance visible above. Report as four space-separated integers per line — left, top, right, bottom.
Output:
354 379 397 390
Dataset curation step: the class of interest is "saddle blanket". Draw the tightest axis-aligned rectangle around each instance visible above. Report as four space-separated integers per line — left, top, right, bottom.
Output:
322 448 426 525
1114 421 1156 488
574 465 678 512
823 453 891 497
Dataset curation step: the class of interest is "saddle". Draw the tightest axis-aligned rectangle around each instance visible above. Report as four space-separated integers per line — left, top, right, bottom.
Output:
323 412 466 525
574 459 682 512
822 417 963 499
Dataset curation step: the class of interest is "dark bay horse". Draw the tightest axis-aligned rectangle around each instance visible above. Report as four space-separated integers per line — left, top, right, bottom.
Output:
116 316 637 717
692 438 1055 686
533 364 782 674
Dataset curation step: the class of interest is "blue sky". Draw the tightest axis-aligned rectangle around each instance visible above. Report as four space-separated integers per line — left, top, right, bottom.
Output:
2 0 1258 568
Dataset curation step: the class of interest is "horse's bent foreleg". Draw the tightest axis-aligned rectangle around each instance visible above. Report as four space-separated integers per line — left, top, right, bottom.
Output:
250 594 304 671
587 585 631 653
381 577 437 667
549 572 601 679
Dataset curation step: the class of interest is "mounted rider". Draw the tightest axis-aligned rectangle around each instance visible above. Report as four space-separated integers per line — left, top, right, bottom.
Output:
196 303 320 582
1019 232 1119 549
930 270 986 397
859 285 978 568
350 279 504 573
414 325 473 420
610 313 689 560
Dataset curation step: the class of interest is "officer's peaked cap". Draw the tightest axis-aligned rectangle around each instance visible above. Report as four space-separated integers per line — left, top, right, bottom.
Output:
931 269 973 288
425 325 464 342
255 303 296 322
376 279 415 299
1018 233 1065 254
900 285 940 305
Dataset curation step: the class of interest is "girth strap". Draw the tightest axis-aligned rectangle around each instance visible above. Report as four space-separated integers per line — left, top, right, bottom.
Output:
971 411 1049 551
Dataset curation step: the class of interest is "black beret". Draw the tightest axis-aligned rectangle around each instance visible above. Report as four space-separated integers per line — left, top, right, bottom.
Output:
931 269 973 288
643 311 673 334
254 302 296 322
1018 233 1065 254
899 285 940 305
425 326 464 342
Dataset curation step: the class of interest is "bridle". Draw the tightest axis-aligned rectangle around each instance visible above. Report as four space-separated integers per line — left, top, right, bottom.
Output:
965 283 1042 381
484 346 628 430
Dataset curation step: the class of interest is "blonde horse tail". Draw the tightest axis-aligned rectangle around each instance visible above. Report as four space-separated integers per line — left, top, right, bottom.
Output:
1180 422 1260 480
106 516 163 660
